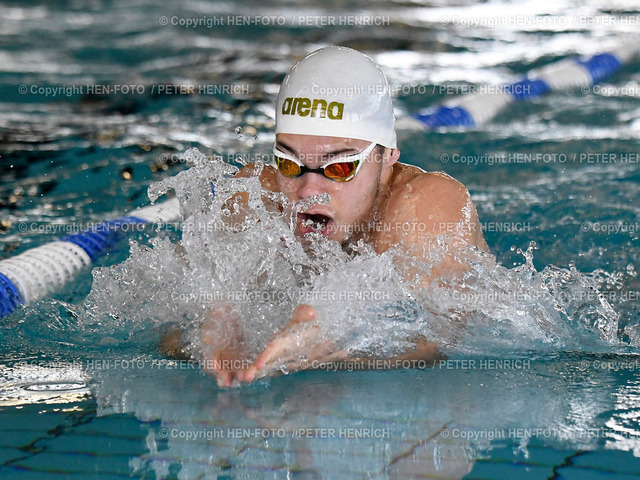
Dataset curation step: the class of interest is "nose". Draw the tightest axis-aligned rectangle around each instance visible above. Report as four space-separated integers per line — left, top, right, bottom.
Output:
296 172 328 199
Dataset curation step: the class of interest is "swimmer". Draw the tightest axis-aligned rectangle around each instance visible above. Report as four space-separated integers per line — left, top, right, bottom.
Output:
165 46 489 386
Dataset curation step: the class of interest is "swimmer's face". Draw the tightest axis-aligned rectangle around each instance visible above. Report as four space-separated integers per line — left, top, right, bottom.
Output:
275 133 396 244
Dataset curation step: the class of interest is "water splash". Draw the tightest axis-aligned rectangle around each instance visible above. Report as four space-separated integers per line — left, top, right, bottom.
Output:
81 148 626 373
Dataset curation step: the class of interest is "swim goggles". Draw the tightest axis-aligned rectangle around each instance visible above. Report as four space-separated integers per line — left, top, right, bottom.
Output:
273 142 376 182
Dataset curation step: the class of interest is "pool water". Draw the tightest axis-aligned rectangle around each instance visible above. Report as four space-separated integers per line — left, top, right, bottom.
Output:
1 0 640 478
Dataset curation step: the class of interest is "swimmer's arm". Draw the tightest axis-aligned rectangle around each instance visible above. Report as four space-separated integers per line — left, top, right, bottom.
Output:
159 328 190 360
390 338 444 363
219 163 280 225
157 166 266 357
238 306 444 383
159 305 252 388
376 172 489 284
200 304 251 387
159 305 443 385
235 162 278 190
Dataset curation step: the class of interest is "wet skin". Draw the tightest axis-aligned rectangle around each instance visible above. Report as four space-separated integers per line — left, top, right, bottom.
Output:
193 133 489 387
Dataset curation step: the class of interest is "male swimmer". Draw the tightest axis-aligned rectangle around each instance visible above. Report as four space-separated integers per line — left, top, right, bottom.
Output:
166 46 489 387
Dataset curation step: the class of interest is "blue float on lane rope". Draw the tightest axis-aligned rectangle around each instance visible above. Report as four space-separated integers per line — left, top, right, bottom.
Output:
412 46 637 129
1 46 638 318
0 198 180 318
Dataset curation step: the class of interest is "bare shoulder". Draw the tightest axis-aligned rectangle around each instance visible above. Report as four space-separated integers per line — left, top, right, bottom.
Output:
382 163 488 251
387 164 471 220
236 162 279 191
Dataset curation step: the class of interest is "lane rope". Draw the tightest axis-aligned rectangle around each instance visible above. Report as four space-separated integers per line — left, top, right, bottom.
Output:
412 46 639 128
0 198 180 316
1 46 638 318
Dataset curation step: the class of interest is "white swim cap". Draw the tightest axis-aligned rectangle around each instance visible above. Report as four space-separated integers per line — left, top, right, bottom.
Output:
275 46 397 149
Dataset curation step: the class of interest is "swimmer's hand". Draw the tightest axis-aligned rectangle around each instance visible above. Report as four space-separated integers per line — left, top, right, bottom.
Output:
239 304 340 383
201 304 253 388
206 304 444 387
200 303 329 388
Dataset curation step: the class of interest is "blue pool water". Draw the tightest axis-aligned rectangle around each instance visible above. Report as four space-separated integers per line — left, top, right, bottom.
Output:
1 0 640 478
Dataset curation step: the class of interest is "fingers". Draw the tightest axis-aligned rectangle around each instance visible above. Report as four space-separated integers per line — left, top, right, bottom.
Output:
240 305 320 382
289 304 316 325
206 305 319 386
215 369 234 388
201 326 217 345
240 337 288 383
206 356 242 388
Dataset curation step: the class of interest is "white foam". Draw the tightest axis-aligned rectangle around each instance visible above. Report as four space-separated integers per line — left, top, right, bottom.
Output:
81 148 623 374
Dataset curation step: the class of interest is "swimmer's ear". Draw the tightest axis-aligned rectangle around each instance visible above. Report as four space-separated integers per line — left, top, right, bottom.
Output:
385 147 400 166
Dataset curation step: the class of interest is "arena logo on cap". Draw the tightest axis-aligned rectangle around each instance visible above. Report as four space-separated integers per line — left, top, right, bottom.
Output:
281 97 344 119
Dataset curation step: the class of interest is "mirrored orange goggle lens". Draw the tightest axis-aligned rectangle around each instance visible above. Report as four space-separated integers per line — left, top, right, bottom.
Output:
275 157 302 177
275 157 359 181
324 161 358 181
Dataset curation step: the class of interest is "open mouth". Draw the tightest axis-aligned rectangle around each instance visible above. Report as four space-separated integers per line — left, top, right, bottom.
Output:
298 213 332 236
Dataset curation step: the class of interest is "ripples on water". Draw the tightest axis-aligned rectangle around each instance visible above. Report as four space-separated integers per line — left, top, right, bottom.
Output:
1 0 640 476
1 0 637 348
79 148 624 367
